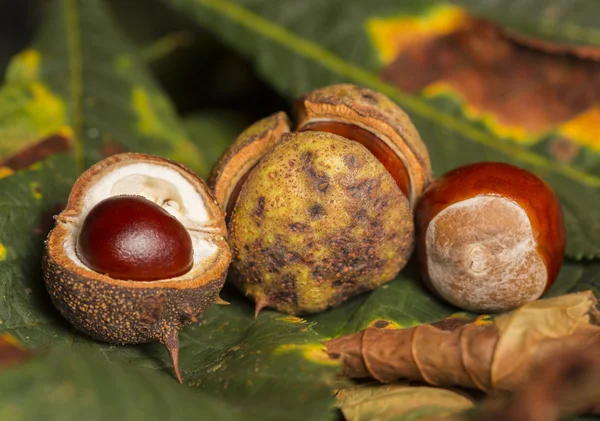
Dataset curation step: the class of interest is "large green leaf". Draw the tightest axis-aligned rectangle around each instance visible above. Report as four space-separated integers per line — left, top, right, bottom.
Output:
161 0 600 260
1 287 341 421
0 345 239 421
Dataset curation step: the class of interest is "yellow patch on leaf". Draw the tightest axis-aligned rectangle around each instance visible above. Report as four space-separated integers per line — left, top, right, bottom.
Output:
0 333 23 348
132 87 175 139
0 168 14 179
0 243 7 261
56 125 73 140
28 83 67 134
474 315 494 326
559 107 600 151
274 343 339 366
6 49 41 84
423 81 541 143
29 182 42 200
278 316 307 324
131 86 206 172
367 319 401 330
366 5 467 65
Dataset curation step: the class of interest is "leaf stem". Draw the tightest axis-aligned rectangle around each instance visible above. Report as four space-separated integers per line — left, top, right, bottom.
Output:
65 0 84 174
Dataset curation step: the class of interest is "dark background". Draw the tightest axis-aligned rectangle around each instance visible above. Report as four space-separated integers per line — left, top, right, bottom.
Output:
0 0 288 122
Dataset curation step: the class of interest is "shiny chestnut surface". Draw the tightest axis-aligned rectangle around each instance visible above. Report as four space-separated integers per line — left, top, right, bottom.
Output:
76 195 193 281
301 121 411 198
416 162 566 294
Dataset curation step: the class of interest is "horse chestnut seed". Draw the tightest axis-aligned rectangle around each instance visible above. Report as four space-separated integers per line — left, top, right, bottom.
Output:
416 162 566 313
76 195 193 281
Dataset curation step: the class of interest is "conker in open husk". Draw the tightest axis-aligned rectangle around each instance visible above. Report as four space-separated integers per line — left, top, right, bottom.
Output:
43 153 231 382
210 84 433 315
76 195 194 281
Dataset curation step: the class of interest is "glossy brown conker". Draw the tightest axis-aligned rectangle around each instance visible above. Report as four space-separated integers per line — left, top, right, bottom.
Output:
416 162 566 313
76 195 193 281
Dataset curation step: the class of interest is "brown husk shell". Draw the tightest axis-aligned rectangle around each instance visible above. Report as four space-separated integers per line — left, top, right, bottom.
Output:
295 84 432 206
43 153 231 383
209 112 291 215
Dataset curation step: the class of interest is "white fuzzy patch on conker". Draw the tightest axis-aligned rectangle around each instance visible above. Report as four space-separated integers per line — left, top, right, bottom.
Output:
81 162 209 228
425 195 547 313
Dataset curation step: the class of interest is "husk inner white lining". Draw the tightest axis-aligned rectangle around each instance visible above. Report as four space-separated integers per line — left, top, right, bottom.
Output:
63 162 219 280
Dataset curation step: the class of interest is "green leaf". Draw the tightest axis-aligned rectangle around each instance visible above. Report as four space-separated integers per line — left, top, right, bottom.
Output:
0 346 240 421
547 262 600 298
0 0 206 173
160 0 600 259
2 285 340 421
183 110 250 178
176 287 341 421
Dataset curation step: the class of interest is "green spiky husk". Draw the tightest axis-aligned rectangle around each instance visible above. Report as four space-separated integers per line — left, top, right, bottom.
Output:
229 131 414 315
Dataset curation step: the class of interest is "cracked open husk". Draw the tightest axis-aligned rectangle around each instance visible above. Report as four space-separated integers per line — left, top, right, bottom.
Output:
211 84 432 315
43 153 231 383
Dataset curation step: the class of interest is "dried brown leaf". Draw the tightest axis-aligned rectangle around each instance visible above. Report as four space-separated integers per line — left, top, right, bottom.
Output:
459 341 600 420
326 291 600 393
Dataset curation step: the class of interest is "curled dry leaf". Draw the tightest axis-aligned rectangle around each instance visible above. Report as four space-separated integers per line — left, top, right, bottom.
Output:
337 383 474 421
455 341 600 421
325 291 600 393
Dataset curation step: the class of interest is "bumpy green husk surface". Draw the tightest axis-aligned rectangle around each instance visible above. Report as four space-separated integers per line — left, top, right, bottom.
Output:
229 131 414 315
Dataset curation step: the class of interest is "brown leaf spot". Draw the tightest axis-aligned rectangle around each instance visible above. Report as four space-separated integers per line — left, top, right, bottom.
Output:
549 137 580 163
32 203 64 237
382 18 600 134
0 134 71 171
101 142 126 158
373 320 390 329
